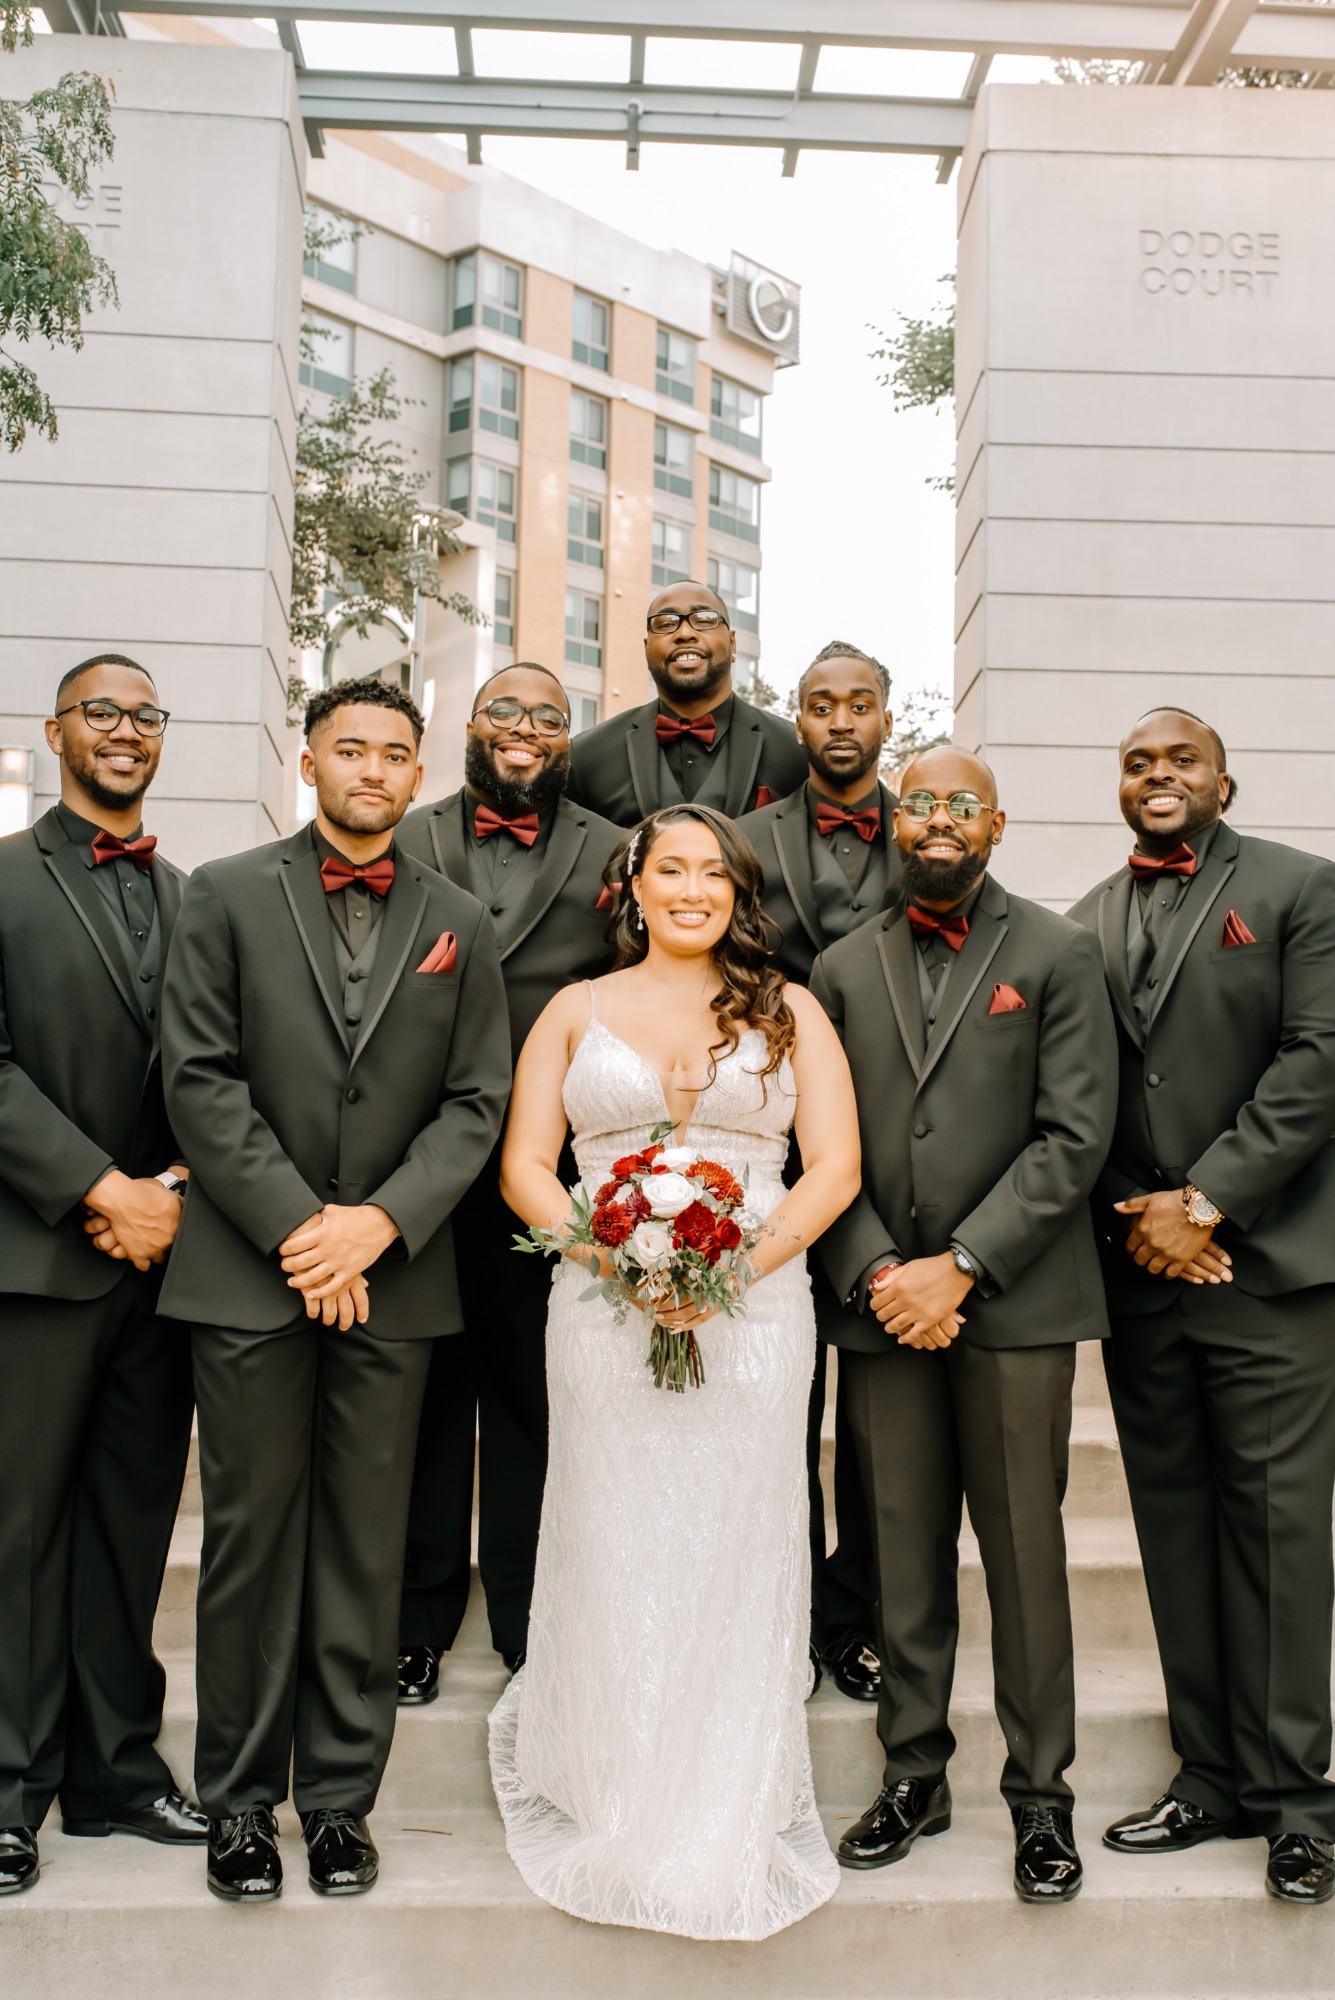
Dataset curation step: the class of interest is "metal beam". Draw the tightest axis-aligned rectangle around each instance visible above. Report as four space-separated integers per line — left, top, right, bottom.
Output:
294 71 976 153
277 16 306 62
1160 0 1260 83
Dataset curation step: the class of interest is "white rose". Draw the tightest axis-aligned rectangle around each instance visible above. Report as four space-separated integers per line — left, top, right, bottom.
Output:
657 1145 696 1171
630 1220 674 1265
644 1171 697 1218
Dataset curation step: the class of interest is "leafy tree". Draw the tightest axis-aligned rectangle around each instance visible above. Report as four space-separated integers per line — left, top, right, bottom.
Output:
1 1 118 450
886 686 953 771
868 277 955 492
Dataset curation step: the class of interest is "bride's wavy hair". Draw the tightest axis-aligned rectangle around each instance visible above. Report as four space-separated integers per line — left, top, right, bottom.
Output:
607 805 795 1083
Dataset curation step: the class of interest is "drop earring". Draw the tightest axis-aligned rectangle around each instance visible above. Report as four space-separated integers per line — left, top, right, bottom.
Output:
635 901 646 931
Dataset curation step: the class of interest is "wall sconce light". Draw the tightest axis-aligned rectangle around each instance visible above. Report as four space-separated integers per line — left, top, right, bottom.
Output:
0 745 34 837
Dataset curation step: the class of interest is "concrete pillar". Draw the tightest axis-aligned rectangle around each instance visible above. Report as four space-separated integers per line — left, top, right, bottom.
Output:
955 85 1335 907
0 38 305 871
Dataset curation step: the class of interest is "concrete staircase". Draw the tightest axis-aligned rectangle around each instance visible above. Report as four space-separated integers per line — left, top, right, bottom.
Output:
4 1347 1332 2000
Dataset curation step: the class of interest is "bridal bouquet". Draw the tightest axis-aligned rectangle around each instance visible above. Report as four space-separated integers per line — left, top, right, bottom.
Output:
514 1120 763 1392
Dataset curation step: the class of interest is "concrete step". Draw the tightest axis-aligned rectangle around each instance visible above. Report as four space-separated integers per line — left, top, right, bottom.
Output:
4 1805 1326 2000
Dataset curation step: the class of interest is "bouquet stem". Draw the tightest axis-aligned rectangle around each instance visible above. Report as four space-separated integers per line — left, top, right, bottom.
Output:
648 1324 705 1393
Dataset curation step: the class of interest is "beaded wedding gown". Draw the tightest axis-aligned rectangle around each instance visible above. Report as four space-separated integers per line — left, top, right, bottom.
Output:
488 996 840 1941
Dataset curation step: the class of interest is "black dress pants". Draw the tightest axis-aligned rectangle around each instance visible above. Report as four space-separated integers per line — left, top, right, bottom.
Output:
844 1337 1077 1807
1106 1282 1335 1838
191 1318 431 1817
0 1273 193 1828
400 1178 549 1661
806 1342 876 1650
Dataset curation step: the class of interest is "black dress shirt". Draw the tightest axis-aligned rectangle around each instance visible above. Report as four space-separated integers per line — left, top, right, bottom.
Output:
657 693 734 803
312 825 395 955
54 801 157 957
806 782 889 898
462 793 556 922
1126 819 1222 1029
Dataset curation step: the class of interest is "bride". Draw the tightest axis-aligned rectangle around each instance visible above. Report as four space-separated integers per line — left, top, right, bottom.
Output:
491 803 861 1942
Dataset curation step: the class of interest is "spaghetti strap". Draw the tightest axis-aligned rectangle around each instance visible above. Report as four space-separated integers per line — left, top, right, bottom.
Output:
585 978 598 1024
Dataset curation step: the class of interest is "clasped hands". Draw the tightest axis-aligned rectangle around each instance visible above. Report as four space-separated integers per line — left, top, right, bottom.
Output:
278 1203 401 1330
1114 1190 1232 1285
83 1168 185 1270
869 1252 971 1350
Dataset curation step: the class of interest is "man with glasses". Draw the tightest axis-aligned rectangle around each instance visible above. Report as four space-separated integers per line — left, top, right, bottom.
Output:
0 655 203 1897
1071 709 1335 1906
811 745 1117 1905
567 579 807 827
394 664 622 1703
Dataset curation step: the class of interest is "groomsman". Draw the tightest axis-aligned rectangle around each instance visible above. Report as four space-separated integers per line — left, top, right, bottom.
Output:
812 746 1117 1904
160 679 510 1903
567 578 807 826
1070 708 1335 1906
0 654 202 1898
740 641 902 1702
395 664 621 1700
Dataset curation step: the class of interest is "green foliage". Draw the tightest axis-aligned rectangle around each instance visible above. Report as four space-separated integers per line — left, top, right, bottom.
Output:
868 277 956 492
1 10 119 449
887 687 952 771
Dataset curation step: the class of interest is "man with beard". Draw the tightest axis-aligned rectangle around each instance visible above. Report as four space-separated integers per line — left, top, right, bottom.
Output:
0 655 202 1897
567 579 807 826
739 642 902 1704
394 664 621 1698
160 679 509 1902
1070 709 1335 1906
811 746 1116 1905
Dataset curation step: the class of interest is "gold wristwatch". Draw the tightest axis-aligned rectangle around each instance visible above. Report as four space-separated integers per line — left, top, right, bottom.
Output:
1183 1184 1224 1228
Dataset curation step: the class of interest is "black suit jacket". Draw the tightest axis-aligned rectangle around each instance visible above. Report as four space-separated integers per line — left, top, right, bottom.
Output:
566 693 808 828
738 780 903 984
811 874 1117 1353
159 824 511 1339
0 807 186 1300
396 791 622 1063
1069 820 1335 1311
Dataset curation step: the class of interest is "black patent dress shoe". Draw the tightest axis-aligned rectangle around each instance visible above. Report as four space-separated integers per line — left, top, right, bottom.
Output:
0 1827 39 1895
1013 1805 1083 1903
206 1807 282 1901
397 1645 439 1706
64 1788 209 1844
1266 1834 1335 1905
302 1810 379 1896
825 1630 881 1703
502 1650 526 1675
837 1776 952 1869
807 1644 823 1698
1103 1792 1247 1854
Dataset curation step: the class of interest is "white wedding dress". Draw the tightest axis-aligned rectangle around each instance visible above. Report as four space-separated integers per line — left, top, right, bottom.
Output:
488 994 840 1941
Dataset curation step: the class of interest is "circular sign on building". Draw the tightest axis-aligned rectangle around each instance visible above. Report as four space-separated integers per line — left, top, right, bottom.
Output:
724 253 801 367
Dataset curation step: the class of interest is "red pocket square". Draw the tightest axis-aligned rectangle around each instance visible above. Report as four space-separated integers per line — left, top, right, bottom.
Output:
1222 909 1256 947
989 983 1027 1015
753 786 774 809
596 879 622 912
416 932 457 974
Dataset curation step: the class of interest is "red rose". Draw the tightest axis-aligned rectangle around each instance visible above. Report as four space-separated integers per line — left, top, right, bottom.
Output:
715 1217 742 1251
591 1204 634 1247
611 1156 641 1181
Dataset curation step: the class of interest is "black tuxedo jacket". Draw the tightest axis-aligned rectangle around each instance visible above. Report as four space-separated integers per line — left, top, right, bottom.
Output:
738 780 903 984
566 692 808 828
159 824 511 1339
1069 821 1335 1311
811 874 1117 1353
396 791 622 1063
0 807 186 1300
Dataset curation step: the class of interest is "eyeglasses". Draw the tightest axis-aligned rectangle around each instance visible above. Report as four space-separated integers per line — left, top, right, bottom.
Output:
900 790 993 824
55 698 170 737
471 696 568 736
646 608 730 636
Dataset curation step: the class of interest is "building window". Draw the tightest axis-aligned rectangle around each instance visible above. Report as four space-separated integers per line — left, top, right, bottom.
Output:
303 204 357 294
710 374 763 455
652 517 691 588
653 422 693 500
708 557 760 635
656 327 696 405
572 291 610 372
567 492 604 569
565 589 602 669
708 465 760 544
451 355 521 438
449 251 523 338
570 389 607 469
446 457 516 543
494 570 515 649
572 694 600 736
298 311 354 398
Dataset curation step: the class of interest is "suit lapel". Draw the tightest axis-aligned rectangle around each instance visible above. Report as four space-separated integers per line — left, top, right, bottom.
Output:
917 876 1009 1090
501 804 586 961
875 916 926 1080
626 717 663 817
1097 874 1142 1048
40 822 147 1040
278 829 351 1052
727 715 764 819
771 792 824 954
426 794 469 884
1148 823 1238 1027
350 863 430 1064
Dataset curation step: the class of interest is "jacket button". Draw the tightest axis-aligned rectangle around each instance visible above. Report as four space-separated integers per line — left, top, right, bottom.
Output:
327 1178 337 1191
851 900 863 912
346 1087 360 1103
913 1122 929 1138
1147 1074 1161 1088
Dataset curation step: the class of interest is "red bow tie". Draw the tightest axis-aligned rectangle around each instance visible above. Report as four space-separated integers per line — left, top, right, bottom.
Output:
90 830 157 873
816 802 881 844
319 854 396 898
906 904 970 952
474 804 540 848
655 711 717 747
1128 845 1198 883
